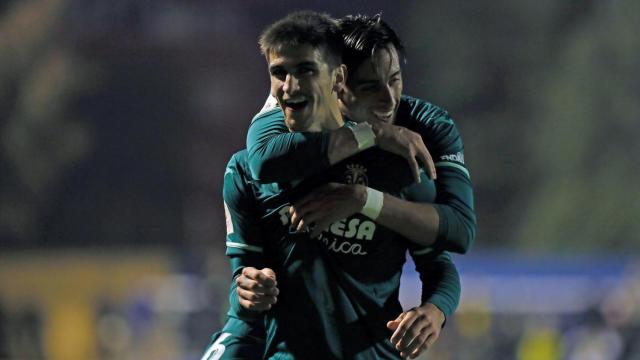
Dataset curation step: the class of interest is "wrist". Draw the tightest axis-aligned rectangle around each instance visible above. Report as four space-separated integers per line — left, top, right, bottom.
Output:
421 302 446 327
360 187 384 220
346 121 376 150
354 185 368 209
365 117 383 141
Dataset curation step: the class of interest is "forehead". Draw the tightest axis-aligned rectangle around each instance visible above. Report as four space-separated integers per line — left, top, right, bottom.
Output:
350 46 401 82
267 44 328 68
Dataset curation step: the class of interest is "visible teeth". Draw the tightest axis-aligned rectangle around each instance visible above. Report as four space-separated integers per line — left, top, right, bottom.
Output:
374 111 393 118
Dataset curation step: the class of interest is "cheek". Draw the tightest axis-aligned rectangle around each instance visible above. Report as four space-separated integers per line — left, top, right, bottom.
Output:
270 80 281 96
346 100 369 117
354 93 376 108
311 82 331 103
394 82 403 100
341 93 363 115
389 89 402 107
342 93 356 107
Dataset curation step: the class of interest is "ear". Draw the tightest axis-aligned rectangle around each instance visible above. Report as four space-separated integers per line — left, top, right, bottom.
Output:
332 64 347 93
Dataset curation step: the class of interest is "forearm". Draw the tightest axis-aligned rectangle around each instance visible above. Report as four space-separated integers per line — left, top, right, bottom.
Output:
246 110 364 183
375 194 439 247
414 251 461 319
361 184 474 254
398 165 475 254
420 266 460 320
247 129 331 182
431 203 475 254
326 126 362 164
375 194 474 253
247 111 378 182
248 128 365 182
394 96 476 253
430 168 476 254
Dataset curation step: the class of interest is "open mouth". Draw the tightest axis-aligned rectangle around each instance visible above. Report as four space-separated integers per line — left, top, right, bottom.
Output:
373 110 394 122
283 97 308 111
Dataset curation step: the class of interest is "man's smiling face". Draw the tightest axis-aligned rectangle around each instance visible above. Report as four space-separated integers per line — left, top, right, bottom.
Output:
340 45 403 124
268 44 341 132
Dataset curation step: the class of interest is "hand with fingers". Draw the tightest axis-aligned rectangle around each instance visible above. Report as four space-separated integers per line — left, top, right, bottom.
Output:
289 183 367 238
236 267 279 312
368 118 437 183
387 303 445 359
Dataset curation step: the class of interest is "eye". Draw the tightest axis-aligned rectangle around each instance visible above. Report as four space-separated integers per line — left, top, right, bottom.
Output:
389 77 401 85
359 84 381 93
271 68 287 81
297 67 315 76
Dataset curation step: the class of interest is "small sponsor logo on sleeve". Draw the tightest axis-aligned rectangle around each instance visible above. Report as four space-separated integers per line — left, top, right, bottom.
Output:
440 152 465 164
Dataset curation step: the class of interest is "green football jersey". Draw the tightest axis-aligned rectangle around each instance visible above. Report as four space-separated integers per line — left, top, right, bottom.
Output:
224 140 460 358
246 95 476 255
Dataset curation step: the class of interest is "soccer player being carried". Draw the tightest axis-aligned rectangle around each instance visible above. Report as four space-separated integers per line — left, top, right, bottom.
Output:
203 11 475 360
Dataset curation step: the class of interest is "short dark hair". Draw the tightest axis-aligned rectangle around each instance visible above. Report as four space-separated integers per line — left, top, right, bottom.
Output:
259 11 344 69
339 14 405 73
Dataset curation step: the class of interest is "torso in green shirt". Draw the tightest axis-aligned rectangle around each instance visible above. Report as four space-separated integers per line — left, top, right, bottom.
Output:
246 95 476 255
229 114 438 359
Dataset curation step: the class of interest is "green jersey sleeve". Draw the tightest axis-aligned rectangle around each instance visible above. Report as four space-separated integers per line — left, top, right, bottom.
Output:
223 150 266 321
397 95 476 254
399 165 461 319
409 249 461 319
246 108 331 183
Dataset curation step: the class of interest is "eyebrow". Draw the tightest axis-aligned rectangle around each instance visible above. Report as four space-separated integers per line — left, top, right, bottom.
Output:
269 61 318 73
295 61 319 69
355 79 379 86
355 70 402 85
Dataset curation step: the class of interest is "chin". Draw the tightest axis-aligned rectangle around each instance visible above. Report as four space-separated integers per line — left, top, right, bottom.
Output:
284 118 297 131
285 111 311 131
285 118 307 132
378 115 396 124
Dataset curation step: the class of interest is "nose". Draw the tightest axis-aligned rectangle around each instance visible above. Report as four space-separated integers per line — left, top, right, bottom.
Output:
283 74 299 94
377 84 394 108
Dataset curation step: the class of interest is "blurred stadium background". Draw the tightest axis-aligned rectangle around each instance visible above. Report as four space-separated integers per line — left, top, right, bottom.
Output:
1 0 639 359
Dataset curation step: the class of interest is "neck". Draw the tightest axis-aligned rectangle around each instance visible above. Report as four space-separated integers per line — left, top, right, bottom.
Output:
306 103 344 132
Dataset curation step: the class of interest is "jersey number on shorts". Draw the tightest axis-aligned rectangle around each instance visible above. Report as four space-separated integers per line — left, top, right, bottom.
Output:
202 332 231 360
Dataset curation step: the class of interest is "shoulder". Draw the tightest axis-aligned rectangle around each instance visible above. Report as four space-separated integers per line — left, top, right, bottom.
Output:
397 95 465 156
226 150 249 174
251 95 280 121
250 107 284 125
247 107 287 144
397 95 452 127
224 150 253 190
